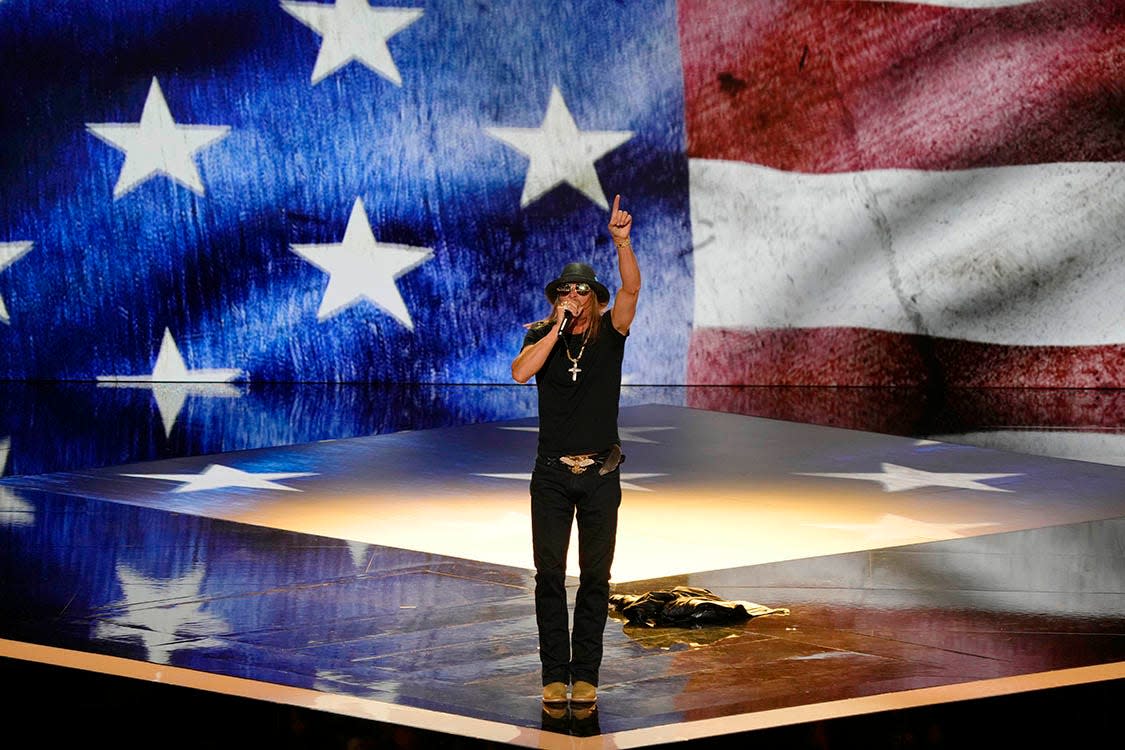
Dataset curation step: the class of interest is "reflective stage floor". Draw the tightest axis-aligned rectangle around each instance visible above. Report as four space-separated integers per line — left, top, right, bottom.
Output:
1 401 1123 748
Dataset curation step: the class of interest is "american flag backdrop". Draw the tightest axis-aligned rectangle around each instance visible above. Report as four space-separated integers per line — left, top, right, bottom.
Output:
0 0 1122 387
684 0 1125 387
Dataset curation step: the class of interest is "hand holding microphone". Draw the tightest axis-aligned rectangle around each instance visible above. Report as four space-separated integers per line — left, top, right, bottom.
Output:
557 301 577 335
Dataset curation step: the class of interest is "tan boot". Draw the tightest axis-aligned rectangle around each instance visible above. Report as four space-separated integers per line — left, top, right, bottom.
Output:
541 681 568 705
571 680 597 704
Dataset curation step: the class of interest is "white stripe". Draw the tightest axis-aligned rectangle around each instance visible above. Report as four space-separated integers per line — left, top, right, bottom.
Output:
690 160 1125 346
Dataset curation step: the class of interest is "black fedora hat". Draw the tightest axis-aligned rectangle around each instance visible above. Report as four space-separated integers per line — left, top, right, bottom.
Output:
544 262 610 304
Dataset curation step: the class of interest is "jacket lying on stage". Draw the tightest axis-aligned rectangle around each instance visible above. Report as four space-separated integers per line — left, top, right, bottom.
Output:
609 585 788 627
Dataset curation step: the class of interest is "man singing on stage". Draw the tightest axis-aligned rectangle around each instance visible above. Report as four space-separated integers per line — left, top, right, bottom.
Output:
511 194 640 707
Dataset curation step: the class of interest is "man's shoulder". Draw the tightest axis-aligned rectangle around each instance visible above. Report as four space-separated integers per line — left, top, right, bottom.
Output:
523 321 551 344
602 309 628 340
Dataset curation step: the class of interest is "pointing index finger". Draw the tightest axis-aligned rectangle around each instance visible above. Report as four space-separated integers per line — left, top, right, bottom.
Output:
611 194 620 214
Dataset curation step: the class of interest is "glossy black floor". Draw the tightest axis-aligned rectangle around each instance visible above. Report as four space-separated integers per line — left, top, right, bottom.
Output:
1 384 1122 748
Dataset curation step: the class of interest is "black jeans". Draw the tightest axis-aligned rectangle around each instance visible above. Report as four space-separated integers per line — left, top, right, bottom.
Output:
530 458 621 687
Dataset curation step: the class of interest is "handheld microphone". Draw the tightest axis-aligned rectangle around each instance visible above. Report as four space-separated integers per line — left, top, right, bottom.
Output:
559 309 574 335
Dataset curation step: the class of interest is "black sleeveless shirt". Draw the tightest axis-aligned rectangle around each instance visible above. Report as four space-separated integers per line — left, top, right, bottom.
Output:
522 310 628 457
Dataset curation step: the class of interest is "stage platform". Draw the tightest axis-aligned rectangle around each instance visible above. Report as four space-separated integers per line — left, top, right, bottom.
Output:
1 403 1123 747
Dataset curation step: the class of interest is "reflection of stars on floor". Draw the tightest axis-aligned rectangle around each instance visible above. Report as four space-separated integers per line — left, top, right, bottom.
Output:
98 328 244 436
93 562 229 664
798 463 1020 493
0 241 33 324
807 513 999 543
346 540 373 570
0 486 35 527
315 668 403 701
146 382 243 437
474 472 665 492
499 426 674 444
121 464 318 493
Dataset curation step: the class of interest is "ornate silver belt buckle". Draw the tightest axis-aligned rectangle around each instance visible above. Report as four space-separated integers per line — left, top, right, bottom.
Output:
559 455 595 474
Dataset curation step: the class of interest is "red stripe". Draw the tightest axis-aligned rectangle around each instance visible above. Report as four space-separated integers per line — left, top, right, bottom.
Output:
678 0 1125 171
684 380 1125 434
686 327 1125 387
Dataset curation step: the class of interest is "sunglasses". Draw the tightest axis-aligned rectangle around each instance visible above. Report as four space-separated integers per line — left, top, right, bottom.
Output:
555 282 592 296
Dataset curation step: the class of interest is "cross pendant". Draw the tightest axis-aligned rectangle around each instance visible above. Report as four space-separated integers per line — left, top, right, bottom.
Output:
568 362 581 381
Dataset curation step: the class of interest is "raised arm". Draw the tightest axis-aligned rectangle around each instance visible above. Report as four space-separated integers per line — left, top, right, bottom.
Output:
608 194 640 334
